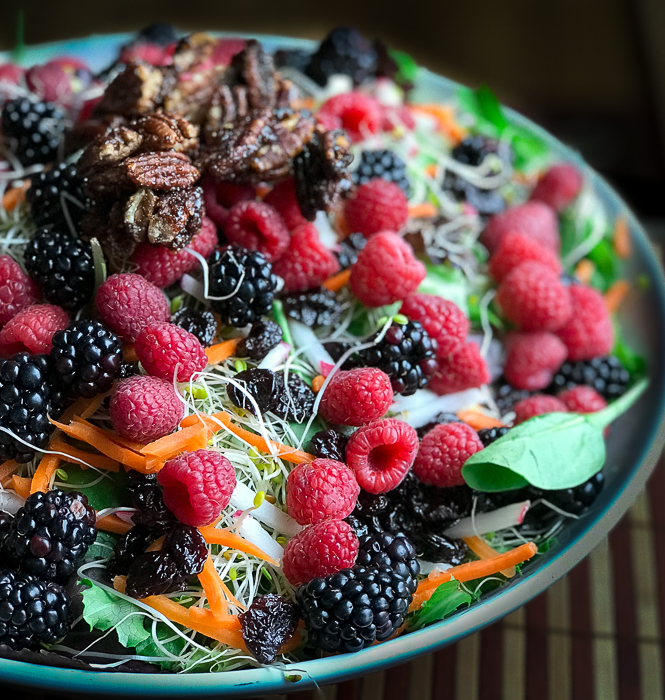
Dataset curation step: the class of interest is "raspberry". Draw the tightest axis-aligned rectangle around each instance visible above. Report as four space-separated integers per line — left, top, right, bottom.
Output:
349 231 425 307
132 216 217 288
489 231 562 283
344 180 409 237
513 395 568 424
428 342 490 395
503 331 568 391
413 422 484 488
263 178 308 231
556 285 614 361
317 92 383 143
530 163 583 212
272 223 339 293
345 418 419 494
110 376 185 443
497 262 572 332
481 201 560 254
286 458 360 525
282 520 358 585
0 304 68 356
135 322 208 382
223 201 290 262
0 64 24 85
157 449 236 527
96 273 170 343
201 178 255 229
558 385 607 413
119 43 173 66
400 293 468 357
319 368 393 426
211 38 248 66
0 256 39 328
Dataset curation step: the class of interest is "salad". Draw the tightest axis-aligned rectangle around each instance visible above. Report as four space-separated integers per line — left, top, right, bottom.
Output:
0 24 647 673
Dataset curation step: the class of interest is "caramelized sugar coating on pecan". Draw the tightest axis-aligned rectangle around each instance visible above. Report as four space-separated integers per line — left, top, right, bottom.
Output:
135 113 199 152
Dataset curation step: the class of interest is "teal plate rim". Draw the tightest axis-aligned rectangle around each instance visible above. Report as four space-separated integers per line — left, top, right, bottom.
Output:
2 31 665 697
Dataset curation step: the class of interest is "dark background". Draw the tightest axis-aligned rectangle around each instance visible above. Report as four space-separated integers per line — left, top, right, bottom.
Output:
1 0 664 222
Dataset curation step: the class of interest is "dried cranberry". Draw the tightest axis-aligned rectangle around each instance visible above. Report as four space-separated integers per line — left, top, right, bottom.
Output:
126 550 187 599
164 524 208 576
226 368 276 415
108 525 154 576
271 372 315 423
239 594 299 664
236 319 282 361
126 471 175 530
309 429 349 462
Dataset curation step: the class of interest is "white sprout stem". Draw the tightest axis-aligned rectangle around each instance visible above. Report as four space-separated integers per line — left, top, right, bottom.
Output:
443 501 531 539
237 514 284 564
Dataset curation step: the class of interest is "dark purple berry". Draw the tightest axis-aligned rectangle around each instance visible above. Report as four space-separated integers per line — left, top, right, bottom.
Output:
239 594 299 664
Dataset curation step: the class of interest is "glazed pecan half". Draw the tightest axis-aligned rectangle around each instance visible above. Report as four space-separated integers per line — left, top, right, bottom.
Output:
124 151 200 190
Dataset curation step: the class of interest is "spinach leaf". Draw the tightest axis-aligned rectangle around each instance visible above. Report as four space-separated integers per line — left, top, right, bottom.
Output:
587 239 619 292
135 622 186 669
410 581 473 630
462 379 648 491
418 262 470 316
59 465 127 511
388 49 418 85
475 85 508 131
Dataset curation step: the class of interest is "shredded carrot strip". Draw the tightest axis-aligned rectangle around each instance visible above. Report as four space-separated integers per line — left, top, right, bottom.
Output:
97 514 132 535
140 423 211 458
424 163 438 178
408 202 438 219
198 526 280 566
198 556 232 619
205 337 240 365
312 375 325 393
122 344 139 363
59 391 112 424
30 454 61 494
463 536 516 578
2 182 30 212
409 542 538 611
12 475 31 499
574 258 596 285
71 418 147 453
0 460 18 483
410 104 467 143
146 535 165 552
613 216 631 259
50 439 120 472
322 268 351 292
187 606 242 631
605 280 631 313
457 409 505 431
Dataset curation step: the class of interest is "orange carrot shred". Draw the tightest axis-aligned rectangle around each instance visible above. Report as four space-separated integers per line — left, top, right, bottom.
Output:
2 182 30 212
312 375 325 393
0 460 18 483
198 526 280 566
50 439 120 472
613 216 631 259
140 423 211 458
574 258 596 285
122 344 139 363
457 409 505 431
97 514 132 535
12 475 31 499
59 391 112 424
68 418 147 453
424 163 438 178
408 202 438 219
146 535 165 552
410 104 467 143
205 337 241 365
605 279 631 313
30 454 61 494
198 556 231 619
463 536 516 578
322 268 351 292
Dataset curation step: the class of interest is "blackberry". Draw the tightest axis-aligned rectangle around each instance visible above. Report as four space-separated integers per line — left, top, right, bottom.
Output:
353 150 411 197
24 227 95 312
50 320 123 399
273 48 312 73
493 379 531 415
0 570 70 649
335 232 366 269
1 98 66 166
357 320 437 396
356 532 419 593
125 472 174 531
297 565 412 653
549 356 630 400
119 361 141 379
477 426 510 447
239 594 299 664
442 171 505 217
452 135 513 168
272 372 316 423
416 412 462 439
309 428 349 462
171 308 217 347
305 27 378 87
530 472 605 521
207 246 279 328
281 287 343 327
26 163 88 230
136 23 178 45
0 513 12 551
4 489 96 583
0 353 66 463
237 319 282 361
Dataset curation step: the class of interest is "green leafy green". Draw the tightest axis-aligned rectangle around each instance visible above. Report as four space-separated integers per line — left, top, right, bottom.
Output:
418 262 470 316
586 239 619 292
613 333 647 377
462 379 648 491
388 49 418 85
81 581 150 649
84 529 117 563
410 581 473 630
475 85 508 131
135 622 186 669
59 465 126 511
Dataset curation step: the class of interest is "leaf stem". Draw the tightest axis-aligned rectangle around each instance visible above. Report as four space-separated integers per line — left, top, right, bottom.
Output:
586 378 649 430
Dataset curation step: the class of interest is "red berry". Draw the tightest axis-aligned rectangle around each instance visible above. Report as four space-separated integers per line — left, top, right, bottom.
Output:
413 422 483 488
135 322 208 382
428 342 490 395
263 178 308 231
317 92 383 143
319 368 393 426
345 179 409 237
530 163 583 212
503 331 568 391
0 304 68 356
558 385 607 413
400 293 468 357
345 418 419 494
110 375 185 443
157 449 236 527
272 223 339 293
0 64 24 85
489 231 562 283
556 285 614 361
482 201 560 254
201 178 255 229
224 200 290 262
349 231 425 308
132 216 218 288
25 63 75 103
497 262 572 332
211 38 247 66
514 395 568 424
96 273 170 343
119 43 173 66
0 255 40 327
286 458 360 525
282 520 358 585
